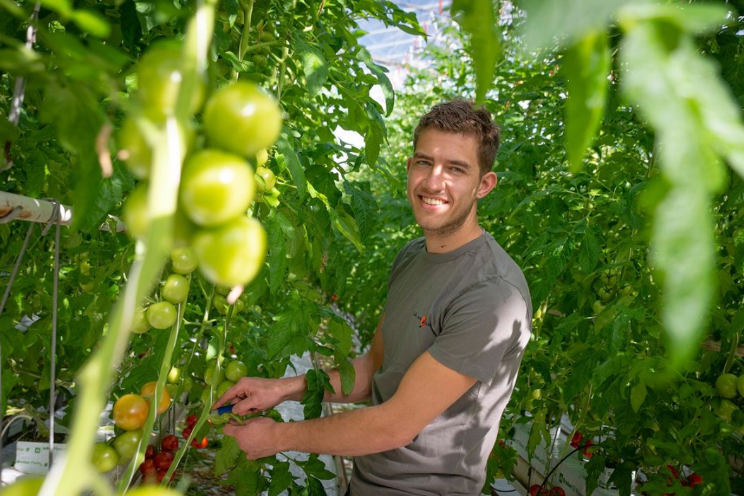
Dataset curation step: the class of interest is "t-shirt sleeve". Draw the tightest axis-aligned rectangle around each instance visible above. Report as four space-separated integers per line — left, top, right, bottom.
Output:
428 277 531 385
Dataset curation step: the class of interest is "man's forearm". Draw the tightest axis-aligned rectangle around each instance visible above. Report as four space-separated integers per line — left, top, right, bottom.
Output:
274 403 409 457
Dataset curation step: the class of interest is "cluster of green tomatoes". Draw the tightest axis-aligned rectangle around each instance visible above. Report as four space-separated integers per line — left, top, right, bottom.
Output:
714 372 744 429
118 40 283 290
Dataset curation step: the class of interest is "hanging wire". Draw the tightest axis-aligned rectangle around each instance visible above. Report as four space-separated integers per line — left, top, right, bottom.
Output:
0 222 37 484
40 200 62 471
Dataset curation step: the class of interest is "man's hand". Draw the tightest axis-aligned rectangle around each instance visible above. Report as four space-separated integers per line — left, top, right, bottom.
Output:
223 417 281 460
212 377 298 415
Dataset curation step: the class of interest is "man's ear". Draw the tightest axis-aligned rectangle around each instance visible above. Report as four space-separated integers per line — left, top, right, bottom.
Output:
476 171 498 199
406 157 412 173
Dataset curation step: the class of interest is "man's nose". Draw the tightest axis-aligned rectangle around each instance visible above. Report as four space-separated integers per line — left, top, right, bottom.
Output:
421 164 445 190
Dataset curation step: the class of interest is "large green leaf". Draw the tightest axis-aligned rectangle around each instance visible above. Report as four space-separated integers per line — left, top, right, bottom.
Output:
294 36 329 98
563 32 610 171
521 0 642 50
451 0 501 103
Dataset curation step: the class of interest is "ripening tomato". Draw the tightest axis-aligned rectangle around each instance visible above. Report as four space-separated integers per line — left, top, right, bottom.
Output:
162 274 190 304
92 443 119 473
716 373 738 399
122 183 149 240
139 458 157 480
113 394 149 431
191 436 208 449
180 149 255 227
186 414 198 428
170 247 198 275
145 444 156 460
146 301 178 329
113 429 144 459
225 360 247 382
137 41 206 122
141 381 172 415
182 425 193 440
255 166 276 193
154 450 174 470
202 82 282 157
192 216 267 287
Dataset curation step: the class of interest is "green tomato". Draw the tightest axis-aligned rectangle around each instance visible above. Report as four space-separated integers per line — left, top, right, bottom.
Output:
162 274 190 304
225 360 248 382
167 366 181 384
716 373 739 399
137 41 206 122
113 429 143 460
217 380 235 397
122 183 149 240
255 148 268 167
180 149 255 227
118 118 151 179
213 294 229 315
255 166 276 193
146 301 178 329
739 374 744 398
192 216 267 287
200 386 214 405
92 443 119 473
0 477 44 496
204 361 226 385
203 81 282 157
132 307 151 335
171 247 198 274
716 399 738 422
165 383 179 400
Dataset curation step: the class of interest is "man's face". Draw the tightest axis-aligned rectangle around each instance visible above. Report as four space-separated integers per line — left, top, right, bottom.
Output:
406 129 495 239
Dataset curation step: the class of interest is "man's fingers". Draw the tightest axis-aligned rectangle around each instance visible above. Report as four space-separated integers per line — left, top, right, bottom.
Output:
222 423 238 437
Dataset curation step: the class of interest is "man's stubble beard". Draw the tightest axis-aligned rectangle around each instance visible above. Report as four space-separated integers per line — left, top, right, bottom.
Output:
420 199 477 239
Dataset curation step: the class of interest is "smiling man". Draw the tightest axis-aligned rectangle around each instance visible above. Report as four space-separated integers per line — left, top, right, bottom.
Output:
215 100 532 495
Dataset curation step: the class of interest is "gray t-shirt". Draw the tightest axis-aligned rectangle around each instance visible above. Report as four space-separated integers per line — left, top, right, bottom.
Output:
351 232 532 495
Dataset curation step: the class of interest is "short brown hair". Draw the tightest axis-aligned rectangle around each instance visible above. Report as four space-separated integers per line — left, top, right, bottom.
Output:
413 100 501 176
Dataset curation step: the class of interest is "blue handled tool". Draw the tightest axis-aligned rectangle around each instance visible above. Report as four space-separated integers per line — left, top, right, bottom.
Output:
216 404 234 415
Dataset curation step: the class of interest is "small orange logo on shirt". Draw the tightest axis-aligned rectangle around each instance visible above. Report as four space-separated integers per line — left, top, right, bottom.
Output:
419 316 427 328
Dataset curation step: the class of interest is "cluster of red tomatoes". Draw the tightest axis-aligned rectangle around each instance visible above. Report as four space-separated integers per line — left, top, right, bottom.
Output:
569 431 594 459
138 434 180 484
528 484 565 496
118 39 283 289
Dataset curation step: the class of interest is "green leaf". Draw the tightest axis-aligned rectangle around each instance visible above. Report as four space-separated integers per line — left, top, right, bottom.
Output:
522 0 642 50
618 3 730 34
306 476 327 496
297 454 336 480
630 381 646 412
277 137 307 202
37 0 72 16
301 370 331 419
343 181 378 242
327 316 352 355
267 306 312 359
268 460 294 496
577 225 602 274
267 216 288 294
294 36 328 97
563 32 609 171
334 352 355 396
71 10 111 38
328 207 363 252
451 0 500 103
226 458 261 495
364 121 383 168
356 47 394 115
215 435 242 476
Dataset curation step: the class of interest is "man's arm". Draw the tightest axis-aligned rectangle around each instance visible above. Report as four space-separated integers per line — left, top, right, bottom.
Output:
213 314 385 414
223 350 477 459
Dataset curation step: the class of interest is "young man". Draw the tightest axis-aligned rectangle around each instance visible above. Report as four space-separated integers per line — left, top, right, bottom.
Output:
215 100 532 495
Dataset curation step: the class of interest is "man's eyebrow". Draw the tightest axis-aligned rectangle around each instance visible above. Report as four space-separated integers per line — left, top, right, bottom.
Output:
413 152 472 170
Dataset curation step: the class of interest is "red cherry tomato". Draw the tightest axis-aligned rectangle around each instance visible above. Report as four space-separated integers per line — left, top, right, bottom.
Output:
145 445 156 460
160 434 179 452
186 414 198 429
191 436 208 449
182 426 193 440
154 450 175 471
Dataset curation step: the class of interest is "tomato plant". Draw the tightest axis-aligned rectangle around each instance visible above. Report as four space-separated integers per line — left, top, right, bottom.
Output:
170 247 198 275
160 434 179 452
140 381 171 415
225 360 248 382
113 429 144 460
255 166 276 193
161 274 190 304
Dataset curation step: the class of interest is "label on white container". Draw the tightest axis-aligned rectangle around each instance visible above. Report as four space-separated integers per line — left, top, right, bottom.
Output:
14 442 66 474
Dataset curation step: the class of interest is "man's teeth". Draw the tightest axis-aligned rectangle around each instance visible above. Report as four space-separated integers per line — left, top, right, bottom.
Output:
422 197 446 205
